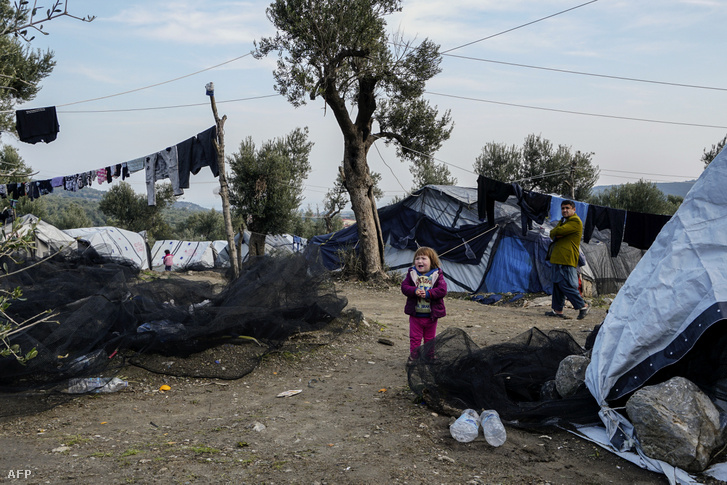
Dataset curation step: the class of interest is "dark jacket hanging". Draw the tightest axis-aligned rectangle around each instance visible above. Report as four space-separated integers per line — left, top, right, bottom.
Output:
15 106 60 144
584 205 626 257
478 175 515 227
623 211 671 250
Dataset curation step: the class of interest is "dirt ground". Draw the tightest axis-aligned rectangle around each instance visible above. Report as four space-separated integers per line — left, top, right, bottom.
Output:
0 272 685 484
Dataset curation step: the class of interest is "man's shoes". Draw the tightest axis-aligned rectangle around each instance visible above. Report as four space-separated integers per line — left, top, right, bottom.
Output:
544 310 569 319
577 305 590 320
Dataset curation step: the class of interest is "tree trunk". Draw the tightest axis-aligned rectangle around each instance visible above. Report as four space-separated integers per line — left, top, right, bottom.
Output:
208 90 240 279
342 137 385 278
249 232 266 257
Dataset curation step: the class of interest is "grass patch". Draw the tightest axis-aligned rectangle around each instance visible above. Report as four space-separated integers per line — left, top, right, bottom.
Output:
120 448 142 457
63 434 90 446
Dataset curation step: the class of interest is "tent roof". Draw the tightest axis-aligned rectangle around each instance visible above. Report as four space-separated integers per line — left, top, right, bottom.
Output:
585 146 727 450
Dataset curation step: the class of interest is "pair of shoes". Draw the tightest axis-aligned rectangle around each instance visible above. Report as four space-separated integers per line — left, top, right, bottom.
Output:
544 310 568 319
577 305 590 320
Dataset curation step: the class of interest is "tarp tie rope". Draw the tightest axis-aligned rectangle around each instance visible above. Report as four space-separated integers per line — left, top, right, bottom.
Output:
438 224 498 258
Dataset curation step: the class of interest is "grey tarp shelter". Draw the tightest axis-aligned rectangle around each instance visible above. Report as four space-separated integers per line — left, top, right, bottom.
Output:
583 147 727 483
309 185 642 296
64 226 149 270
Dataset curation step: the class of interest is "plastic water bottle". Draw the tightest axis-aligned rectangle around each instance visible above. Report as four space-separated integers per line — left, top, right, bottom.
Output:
67 377 128 394
450 409 480 442
480 409 507 447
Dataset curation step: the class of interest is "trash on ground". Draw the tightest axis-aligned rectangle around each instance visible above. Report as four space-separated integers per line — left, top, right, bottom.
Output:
276 389 302 398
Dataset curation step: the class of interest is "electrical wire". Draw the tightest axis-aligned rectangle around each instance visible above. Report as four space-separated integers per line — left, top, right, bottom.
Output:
600 168 697 179
425 91 727 130
373 142 411 195
399 145 476 175
58 94 278 114
56 53 254 108
442 54 727 92
441 0 599 54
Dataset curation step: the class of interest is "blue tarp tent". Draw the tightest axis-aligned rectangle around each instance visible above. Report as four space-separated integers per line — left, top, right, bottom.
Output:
309 185 641 295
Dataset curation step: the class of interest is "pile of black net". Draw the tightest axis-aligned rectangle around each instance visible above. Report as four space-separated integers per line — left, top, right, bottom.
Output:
407 326 602 428
0 253 348 418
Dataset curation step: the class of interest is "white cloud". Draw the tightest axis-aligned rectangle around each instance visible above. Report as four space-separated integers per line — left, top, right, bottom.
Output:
107 1 273 45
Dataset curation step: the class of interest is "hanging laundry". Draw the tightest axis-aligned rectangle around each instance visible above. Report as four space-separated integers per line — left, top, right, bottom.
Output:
97 168 107 184
623 211 671 250
50 176 64 188
7 183 26 199
176 135 196 189
15 106 60 144
145 146 183 205
193 126 219 177
584 205 626 257
477 175 515 227
512 184 551 235
35 180 53 196
126 157 145 173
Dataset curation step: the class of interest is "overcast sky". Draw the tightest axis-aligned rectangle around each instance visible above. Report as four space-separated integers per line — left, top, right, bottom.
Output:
4 0 726 210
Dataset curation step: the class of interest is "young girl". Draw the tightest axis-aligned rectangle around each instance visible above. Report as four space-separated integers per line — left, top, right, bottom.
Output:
401 247 447 362
163 249 174 272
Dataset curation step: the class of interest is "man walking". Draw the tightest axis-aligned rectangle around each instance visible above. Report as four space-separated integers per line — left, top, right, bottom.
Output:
546 200 589 320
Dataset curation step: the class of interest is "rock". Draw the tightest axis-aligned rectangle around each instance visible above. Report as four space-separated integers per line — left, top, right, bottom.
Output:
625 376 723 472
540 380 560 401
377 338 394 346
555 355 589 397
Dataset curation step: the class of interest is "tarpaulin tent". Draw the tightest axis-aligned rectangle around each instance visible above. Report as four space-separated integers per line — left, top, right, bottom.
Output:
1 214 77 258
213 232 307 268
309 185 642 295
64 226 149 270
150 240 215 271
584 147 727 482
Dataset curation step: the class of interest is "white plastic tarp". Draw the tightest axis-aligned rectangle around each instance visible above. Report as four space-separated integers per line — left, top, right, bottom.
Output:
2 214 77 258
585 147 727 480
64 226 149 270
151 240 215 271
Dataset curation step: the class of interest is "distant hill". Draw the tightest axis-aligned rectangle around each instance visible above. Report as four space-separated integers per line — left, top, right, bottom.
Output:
592 180 696 198
45 187 209 212
41 186 210 228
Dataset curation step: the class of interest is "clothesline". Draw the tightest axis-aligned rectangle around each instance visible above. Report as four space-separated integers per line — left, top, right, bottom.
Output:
477 175 672 255
4 124 219 207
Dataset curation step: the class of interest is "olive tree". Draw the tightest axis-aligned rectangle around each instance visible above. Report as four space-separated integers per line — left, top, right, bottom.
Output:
255 0 453 279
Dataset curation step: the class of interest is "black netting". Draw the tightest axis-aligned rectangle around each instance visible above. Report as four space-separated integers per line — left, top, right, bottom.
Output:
0 253 348 417
407 327 601 428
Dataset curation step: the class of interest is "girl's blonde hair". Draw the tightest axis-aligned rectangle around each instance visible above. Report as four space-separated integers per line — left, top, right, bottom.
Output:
414 246 441 269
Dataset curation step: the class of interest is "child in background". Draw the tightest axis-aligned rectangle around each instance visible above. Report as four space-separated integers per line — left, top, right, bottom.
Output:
401 247 447 362
163 249 174 272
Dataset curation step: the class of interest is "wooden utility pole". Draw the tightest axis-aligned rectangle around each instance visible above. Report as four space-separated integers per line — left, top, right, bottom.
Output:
569 158 577 200
206 82 240 278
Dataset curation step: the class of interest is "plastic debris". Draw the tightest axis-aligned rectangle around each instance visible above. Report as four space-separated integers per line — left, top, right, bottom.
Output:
276 389 302 398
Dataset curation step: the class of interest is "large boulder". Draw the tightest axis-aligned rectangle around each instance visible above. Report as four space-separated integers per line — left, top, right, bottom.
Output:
625 376 723 472
555 355 590 397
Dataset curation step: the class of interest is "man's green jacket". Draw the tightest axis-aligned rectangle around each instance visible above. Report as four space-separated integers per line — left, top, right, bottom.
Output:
549 215 582 267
